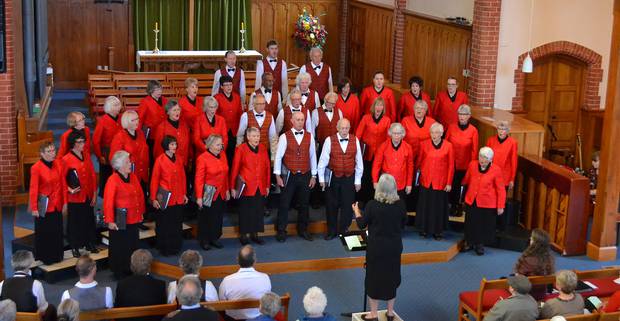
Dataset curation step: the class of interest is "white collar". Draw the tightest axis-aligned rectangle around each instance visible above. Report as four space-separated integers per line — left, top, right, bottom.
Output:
181 304 201 310
238 267 257 273
311 62 323 68
14 270 32 277
337 132 349 140
74 280 98 288
290 105 302 111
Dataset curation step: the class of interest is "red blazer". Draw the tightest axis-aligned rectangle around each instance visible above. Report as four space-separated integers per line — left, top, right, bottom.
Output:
152 119 191 167
432 91 468 127
195 151 229 201
192 114 228 154
93 114 121 160
398 91 432 121
336 93 361 132
486 135 518 186
230 143 271 197
446 123 479 171
58 127 92 157
462 161 506 209
150 153 187 207
62 151 97 204
215 92 243 135
103 172 145 225
355 114 391 161
372 140 414 191
109 129 150 183
360 86 397 120
178 95 204 125
137 95 169 134
401 115 436 167
418 139 455 190
29 160 65 213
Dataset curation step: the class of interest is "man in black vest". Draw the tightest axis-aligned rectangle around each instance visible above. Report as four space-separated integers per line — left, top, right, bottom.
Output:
164 275 218 321
0 251 48 312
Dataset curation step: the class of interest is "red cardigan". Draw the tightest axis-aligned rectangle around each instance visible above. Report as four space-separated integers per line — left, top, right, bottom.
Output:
62 151 97 204
150 153 187 207
103 172 145 225
178 95 204 125
93 114 121 160
417 139 455 190
372 140 414 191
109 129 150 183
360 86 397 120
215 92 243 135
432 91 468 127
137 95 169 134
58 127 92 157
152 119 191 167
401 115 436 167
462 161 506 209
230 143 271 197
192 114 229 154
446 123 479 171
398 91 432 121
336 93 361 132
29 160 66 213
355 114 391 161
486 135 518 186
195 151 229 201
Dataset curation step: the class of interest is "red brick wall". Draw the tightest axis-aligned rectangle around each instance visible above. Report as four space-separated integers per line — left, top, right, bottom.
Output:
0 0 17 205
338 0 349 81
391 0 406 84
468 0 501 107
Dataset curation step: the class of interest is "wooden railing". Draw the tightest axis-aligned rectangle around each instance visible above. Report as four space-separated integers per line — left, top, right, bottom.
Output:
516 155 590 255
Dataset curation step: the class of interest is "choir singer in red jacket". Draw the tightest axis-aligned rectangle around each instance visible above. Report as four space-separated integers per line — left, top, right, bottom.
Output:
432 77 468 128
372 123 414 199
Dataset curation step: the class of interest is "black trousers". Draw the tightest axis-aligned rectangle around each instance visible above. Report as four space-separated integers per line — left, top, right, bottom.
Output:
226 130 236 168
34 211 64 265
325 175 355 235
238 191 266 234
156 204 184 255
449 170 467 209
109 223 139 277
198 197 225 243
99 164 112 198
277 172 311 233
67 201 96 249
358 159 375 205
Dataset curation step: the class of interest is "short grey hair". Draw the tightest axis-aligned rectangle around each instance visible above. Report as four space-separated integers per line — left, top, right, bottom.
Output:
11 250 34 272
303 286 328 316
374 174 400 204
336 118 350 130
309 47 323 56
287 88 302 106
496 120 511 130
164 99 179 113
204 134 223 150
246 127 260 136
296 72 312 86
413 100 428 111
430 122 444 135
556 270 578 294
130 249 153 276
179 250 203 275
323 92 337 103
203 96 219 112
259 292 281 317
176 275 203 306
388 123 405 136
120 110 138 129
479 147 494 161
0 300 16 321
103 96 121 115
457 104 471 115
110 150 130 171
57 299 80 321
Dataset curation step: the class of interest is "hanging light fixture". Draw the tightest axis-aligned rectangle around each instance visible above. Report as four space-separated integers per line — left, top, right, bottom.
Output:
522 0 535 73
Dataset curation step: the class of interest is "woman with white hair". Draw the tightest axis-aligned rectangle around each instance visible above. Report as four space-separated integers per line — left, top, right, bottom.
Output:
109 110 150 188
103 150 145 278
415 122 454 240
93 96 122 197
460 146 505 255
540 270 584 318
352 174 407 321
486 120 518 190
295 72 321 111
57 299 80 321
58 111 92 157
371 123 414 198
297 286 337 321
192 96 229 154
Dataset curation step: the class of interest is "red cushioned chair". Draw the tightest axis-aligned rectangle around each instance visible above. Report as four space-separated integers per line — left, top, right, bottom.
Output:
458 278 511 321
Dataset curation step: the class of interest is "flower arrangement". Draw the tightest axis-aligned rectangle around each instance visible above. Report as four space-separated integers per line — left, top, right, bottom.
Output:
292 9 328 51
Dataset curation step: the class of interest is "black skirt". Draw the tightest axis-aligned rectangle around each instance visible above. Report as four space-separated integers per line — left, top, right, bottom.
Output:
238 191 265 234
156 204 184 255
198 197 226 243
109 223 139 277
99 164 112 198
366 236 403 300
67 201 96 249
415 186 449 235
34 211 64 265
358 160 375 204
464 202 497 245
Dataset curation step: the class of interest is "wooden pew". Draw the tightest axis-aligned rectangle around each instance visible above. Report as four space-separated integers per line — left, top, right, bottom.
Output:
600 311 620 321
17 112 54 190
538 315 600 321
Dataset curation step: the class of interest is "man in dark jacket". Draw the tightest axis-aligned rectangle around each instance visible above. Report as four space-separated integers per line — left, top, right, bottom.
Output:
164 275 218 321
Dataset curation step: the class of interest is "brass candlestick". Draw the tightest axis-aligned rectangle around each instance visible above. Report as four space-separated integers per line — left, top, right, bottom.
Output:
153 22 160 54
239 22 246 53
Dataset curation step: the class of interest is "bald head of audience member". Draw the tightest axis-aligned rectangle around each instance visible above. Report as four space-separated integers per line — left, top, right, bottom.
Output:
238 245 256 268
291 112 305 131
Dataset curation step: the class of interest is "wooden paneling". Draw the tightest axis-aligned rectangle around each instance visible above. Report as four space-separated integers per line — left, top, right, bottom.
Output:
251 0 341 81
48 0 134 88
347 1 394 87
401 11 471 99
578 109 604 169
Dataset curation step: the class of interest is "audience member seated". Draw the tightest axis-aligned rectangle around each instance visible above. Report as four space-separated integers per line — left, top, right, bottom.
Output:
602 290 620 312
115 249 167 321
164 276 218 321
167 250 218 304
219 245 272 321
514 228 555 300
298 287 337 321
248 292 281 321
483 275 538 321
56 299 80 321
61 255 113 310
540 270 584 318
0 250 48 312
0 299 16 321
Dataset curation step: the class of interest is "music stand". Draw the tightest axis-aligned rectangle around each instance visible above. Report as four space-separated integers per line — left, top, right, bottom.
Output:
339 230 369 317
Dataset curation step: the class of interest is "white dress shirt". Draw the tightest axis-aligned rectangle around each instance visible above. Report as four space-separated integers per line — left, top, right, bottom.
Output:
311 106 343 132
236 110 278 148
318 133 364 185
212 67 246 104
0 271 48 311
299 62 334 93
273 128 318 176
61 281 114 308
218 267 271 320
248 87 283 112
255 57 289 99
275 105 313 134
167 275 218 304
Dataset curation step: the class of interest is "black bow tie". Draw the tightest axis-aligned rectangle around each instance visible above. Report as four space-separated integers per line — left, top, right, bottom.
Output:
301 93 309 97
264 89 272 93
340 138 348 142
255 113 264 117
324 109 332 113
292 108 301 112
227 68 235 72
313 65 321 70
294 131 304 135
269 59 277 63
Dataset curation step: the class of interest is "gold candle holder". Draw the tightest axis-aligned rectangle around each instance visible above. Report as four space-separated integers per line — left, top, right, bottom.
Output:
239 21 246 53
153 21 160 54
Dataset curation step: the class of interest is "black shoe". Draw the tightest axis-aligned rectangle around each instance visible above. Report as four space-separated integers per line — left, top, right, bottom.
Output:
276 232 286 242
72 249 81 258
137 222 150 231
324 233 336 240
386 313 395 321
299 231 314 241
210 240 223 249
87 244 100 254
475 245 485 256
239 235 250 245
419 231 427 238
200 241 211 251
460 242 472 252
264 208 271 217
433 234 443 241
250 234 265 245
361 314 379 321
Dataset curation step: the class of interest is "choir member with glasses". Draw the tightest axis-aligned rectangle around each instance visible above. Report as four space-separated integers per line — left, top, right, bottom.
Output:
372 123 414 200
486 120 518 191
193 96 229 154
295 72 321 112
138 80 168 156
398 76 432 121
215 75 244 166
93 96 122 198
335 77 362 132
213 50 246 106
58 111 92 157
250 72 283 117
152 100 191 169
432 76 468 128
360 71 397 120
299 47 333 101
276 88 313 134
255 40 288 99
237 94 278 157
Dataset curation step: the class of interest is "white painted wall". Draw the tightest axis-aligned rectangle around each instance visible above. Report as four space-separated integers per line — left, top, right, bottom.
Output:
406 0 474 21
494 0 614 110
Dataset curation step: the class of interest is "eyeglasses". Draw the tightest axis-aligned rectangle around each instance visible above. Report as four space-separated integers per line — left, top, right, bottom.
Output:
75 140 86 144
43 148 55 154
447 83 458 86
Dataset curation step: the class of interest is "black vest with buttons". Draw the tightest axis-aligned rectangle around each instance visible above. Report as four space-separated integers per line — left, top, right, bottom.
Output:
0 272 37 312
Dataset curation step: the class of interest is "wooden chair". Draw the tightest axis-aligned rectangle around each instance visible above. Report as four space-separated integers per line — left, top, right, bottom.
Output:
113 73 167 82
166 73 214 82
90 89 119 117
17 112 53 190
122 96 142 111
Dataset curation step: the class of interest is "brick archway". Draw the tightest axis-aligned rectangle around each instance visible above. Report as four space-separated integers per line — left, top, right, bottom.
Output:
512 41 604 111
